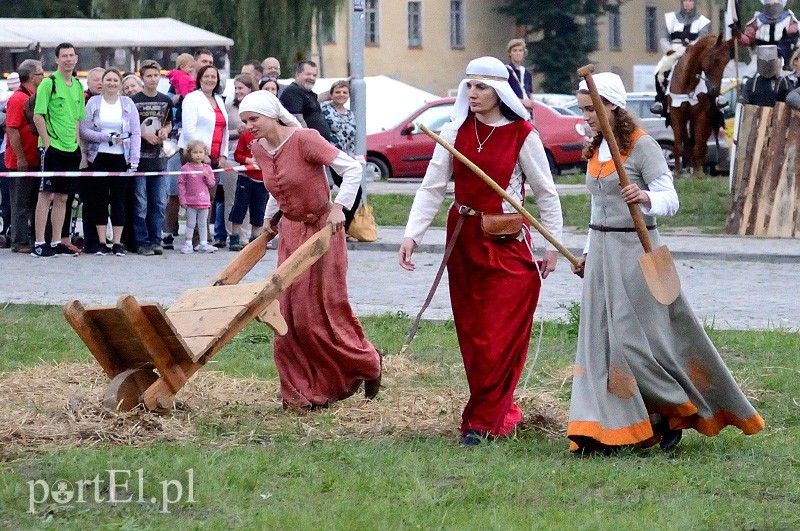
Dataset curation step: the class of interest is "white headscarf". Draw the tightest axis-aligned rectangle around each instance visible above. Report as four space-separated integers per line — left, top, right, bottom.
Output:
578 72 627 109
450 56 530 129
238 90 302 127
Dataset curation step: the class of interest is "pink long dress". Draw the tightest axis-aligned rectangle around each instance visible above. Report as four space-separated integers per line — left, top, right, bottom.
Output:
251 128 381 408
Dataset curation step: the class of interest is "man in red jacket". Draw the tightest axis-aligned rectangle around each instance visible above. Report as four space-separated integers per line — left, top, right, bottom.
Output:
4 59 44 253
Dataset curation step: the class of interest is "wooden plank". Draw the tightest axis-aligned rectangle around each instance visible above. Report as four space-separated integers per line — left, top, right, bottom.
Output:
140 305 194 362
117 295 189 394
211 230 274 286
83 306 158 369
64 300 124 378
256 299 288 335
728 105 758 234
167 281 269 314
743 106 770 235
757 104 789 235
180 336 218 360
168 305 250 339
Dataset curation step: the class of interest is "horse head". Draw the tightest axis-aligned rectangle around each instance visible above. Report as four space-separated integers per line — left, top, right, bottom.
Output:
699 33 735 99
670 34 734 98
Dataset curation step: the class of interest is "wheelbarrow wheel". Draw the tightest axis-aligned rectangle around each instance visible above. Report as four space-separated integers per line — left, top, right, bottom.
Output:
103 368 159 411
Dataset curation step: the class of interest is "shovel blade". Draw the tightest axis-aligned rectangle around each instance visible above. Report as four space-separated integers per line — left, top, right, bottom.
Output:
638 245 681 305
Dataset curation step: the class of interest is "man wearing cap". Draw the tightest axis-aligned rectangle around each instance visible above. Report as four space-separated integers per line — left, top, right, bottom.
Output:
652 0 711 117
0 72 21 246
740 44 793 106
4 61 44 253
399 56 562 447
739 0 799 70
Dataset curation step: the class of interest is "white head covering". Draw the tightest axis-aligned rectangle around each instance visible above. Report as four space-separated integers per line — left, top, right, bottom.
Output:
238 90 302 127
5 72 20 91
450 56 530 129
578 72 627 109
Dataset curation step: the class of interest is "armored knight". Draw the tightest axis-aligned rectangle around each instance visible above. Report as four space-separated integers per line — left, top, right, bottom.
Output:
738 0 799 70
652 0 711 116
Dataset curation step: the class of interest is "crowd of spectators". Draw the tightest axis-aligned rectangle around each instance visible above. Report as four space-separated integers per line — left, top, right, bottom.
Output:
0 44 361 257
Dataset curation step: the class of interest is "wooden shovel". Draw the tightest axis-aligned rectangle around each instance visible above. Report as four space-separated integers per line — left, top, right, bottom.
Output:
576 64 680 305
420 124 580 267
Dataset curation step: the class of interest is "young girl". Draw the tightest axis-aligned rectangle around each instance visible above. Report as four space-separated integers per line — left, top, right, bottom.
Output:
178 140 217 254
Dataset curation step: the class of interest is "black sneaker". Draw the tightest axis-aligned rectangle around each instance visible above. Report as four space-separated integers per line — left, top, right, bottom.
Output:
111 243 126 256
95 245 113 256
213 239 227 249
162 234 174 250
137 244 155 256
31 243 55 258
52 242 79 257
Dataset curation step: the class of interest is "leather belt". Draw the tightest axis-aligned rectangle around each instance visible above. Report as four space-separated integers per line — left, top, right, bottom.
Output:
453 201 480 216
283 202 332 224
589 223 656 233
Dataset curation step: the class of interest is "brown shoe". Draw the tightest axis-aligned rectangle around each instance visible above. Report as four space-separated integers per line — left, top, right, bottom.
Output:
364 352 383 400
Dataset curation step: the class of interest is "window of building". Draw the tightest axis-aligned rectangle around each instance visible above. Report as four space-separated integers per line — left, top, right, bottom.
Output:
608 8 622 50
408 1 422 48
645 6 658 52
450 0 465 48
321 13 337 44
365 0 379 45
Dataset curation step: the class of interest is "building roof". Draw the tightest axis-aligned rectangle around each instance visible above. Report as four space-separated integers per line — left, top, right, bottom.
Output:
0 18 234 49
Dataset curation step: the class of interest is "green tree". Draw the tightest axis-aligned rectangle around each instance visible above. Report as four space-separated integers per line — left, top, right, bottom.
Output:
88 0 344 71
498 0 608 94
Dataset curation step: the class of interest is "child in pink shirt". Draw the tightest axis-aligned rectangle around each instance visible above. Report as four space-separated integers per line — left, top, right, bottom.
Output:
166 53 196 100
178 140 217 254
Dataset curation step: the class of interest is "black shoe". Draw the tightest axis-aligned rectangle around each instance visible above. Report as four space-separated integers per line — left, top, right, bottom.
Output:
213 239 227 249
52 242 79 257
162 234 174 250
111 243 126 256
459 429 486 448
137 244 155 256
364 352 383 400
152 244 164 255
654 417 683 450
95 245 113 256
31 243 55 257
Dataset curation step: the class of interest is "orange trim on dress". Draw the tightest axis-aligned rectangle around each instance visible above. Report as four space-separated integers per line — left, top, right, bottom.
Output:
567 419 654 449
587 129 648 179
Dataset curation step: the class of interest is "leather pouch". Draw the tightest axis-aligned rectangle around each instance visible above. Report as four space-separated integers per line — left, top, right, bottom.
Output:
481 213 523 241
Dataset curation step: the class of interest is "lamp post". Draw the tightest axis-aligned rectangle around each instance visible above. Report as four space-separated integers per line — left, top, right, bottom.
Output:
350 0 369 194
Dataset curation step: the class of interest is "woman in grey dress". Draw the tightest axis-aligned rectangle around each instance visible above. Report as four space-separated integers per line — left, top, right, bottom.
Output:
567 73 764 454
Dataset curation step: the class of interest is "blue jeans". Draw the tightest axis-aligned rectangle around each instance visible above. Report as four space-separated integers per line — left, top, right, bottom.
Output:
214 201 227 242
133 160 168 246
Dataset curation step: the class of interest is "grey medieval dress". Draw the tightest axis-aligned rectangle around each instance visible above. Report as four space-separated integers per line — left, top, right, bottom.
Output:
567 132 764 451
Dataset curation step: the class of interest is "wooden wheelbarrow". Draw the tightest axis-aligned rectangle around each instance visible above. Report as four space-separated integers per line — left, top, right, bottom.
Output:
64 224 334 413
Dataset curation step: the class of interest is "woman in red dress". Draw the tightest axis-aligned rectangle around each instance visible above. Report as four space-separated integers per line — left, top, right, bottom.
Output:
238 91 381 409
399 57 564 446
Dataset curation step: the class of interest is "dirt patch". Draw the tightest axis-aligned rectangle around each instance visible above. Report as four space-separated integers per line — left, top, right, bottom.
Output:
0 358 568 458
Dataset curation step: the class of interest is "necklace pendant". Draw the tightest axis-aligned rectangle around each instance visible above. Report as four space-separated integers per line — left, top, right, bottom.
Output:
477 146 483 153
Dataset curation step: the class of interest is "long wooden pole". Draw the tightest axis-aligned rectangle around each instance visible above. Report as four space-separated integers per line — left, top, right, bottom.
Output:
420 124 579 267
575 65 654 253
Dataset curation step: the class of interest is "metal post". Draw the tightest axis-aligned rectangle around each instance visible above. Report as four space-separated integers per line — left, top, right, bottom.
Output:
350 0 369 198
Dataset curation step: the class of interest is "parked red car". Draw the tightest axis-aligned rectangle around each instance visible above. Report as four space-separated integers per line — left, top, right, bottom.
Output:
366 98 589 179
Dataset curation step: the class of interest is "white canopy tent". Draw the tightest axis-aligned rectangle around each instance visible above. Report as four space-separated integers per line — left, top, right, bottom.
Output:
0 18 233 74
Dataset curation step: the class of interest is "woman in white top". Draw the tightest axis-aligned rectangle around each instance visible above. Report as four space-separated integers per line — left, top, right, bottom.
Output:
177 65 229 245
80 68 141 255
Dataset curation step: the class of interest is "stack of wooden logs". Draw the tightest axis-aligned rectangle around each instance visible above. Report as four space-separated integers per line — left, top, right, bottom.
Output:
727 102 800 238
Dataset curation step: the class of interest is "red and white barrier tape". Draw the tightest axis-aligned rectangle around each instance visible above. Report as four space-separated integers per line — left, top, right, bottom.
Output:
0 164 260 178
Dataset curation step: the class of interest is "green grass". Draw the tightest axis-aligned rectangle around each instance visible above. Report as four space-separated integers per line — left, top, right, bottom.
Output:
371 176 730 230
1 304 798 529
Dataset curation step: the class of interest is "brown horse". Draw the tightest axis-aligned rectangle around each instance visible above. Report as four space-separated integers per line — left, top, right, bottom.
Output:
668 34 734 177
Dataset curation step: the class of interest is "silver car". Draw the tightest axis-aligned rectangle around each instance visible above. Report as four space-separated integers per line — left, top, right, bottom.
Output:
565 92 730 174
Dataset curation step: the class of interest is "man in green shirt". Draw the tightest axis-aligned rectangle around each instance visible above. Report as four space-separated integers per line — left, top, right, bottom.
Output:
31 42 85 257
